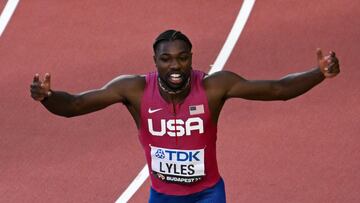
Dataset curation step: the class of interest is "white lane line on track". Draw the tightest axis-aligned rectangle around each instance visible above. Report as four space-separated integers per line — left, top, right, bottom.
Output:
0 0 20 37
209 0 255 75
115 165 149 203
115 0 255 202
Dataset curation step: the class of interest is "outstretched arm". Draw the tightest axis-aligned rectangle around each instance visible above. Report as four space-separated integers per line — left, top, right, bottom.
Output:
30 73 144 117
207 49 340 101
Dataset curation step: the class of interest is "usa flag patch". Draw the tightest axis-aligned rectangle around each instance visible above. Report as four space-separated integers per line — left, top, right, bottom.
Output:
189 104 204 115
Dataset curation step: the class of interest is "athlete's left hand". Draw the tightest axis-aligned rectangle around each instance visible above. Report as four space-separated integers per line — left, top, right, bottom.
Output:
317 48 340 78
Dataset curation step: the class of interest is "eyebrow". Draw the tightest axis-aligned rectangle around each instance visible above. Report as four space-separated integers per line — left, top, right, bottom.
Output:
159 51 190 56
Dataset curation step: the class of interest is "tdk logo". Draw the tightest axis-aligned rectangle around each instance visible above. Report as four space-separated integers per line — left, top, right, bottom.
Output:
148 117 204 136
155 149 165 159
164 150 200 162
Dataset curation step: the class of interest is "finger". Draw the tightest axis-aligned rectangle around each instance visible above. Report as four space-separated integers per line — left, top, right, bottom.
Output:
31 92 45 101
30 83 47 94
30 83 41 89
30 82 48 93
326 62 340 74
330 63 340 72
30 86 42 93
33 73 40 83
44 73 51 84
327 62 335 72
30 91 42 97
331 55 339 64
316 48 323 60
329 51 336 57
30 88 47 96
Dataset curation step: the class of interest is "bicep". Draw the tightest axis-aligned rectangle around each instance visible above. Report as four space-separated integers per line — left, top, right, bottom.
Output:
227 78 282 100
74 88 121 114
213 71 282 101
71 89 121 116
73 75 138 115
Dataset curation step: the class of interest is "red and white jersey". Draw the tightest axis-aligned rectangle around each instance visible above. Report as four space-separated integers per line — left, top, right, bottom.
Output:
138 70 220 195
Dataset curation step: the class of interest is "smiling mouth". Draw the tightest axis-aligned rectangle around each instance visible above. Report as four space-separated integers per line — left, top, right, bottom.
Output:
168 73 183 84
158 74 191 95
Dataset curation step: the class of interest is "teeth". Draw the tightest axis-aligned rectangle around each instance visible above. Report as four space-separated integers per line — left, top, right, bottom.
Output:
170 74 181 78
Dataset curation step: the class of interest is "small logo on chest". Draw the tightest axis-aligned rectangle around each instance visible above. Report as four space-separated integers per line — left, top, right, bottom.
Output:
148 108 163 114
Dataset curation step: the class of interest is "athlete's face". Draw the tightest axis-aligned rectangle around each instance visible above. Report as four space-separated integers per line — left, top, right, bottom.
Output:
154 40 192 92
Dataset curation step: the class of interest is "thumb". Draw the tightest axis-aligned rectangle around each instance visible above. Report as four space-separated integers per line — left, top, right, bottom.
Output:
44 73 52 96
316 48 323 61
44 73 51 86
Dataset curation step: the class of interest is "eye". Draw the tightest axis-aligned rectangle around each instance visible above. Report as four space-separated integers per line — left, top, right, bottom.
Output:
160 57 170 63
179 55 189 62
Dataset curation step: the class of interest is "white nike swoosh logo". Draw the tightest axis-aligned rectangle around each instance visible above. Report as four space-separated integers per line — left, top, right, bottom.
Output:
148 108 163 114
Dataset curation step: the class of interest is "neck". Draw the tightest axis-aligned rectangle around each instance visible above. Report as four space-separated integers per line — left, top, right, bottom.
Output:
157 77 191 103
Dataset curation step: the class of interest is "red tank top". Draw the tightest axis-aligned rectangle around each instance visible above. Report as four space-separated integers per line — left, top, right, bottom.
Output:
139 70 220 195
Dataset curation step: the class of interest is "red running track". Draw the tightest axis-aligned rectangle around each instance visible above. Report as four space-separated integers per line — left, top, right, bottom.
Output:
0 1 359 202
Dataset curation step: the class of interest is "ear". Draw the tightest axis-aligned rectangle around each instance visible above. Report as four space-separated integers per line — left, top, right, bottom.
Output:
153 55 157 65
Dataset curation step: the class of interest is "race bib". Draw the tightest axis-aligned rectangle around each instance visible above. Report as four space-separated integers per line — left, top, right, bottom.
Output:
150 146 205 184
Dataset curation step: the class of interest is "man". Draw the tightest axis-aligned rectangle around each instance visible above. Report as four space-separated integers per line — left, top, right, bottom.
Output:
30 30 340 203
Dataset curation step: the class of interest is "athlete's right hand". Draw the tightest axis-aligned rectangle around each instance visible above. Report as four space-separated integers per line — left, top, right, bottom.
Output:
30 73 52 101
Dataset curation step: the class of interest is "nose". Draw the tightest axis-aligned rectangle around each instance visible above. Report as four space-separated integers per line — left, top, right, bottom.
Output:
169 58 180 70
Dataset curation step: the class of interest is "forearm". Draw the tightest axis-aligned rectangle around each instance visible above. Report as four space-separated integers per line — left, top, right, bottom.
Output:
41 90 81 117
278 67 325 100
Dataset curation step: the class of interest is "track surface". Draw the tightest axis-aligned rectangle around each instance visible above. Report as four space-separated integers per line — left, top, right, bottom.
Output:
1 1 359 202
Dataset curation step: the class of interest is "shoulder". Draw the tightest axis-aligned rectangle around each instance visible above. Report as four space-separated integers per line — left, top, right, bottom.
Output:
107 74 145 89
104 74 146 98
203 70 245 90
102 74 146 105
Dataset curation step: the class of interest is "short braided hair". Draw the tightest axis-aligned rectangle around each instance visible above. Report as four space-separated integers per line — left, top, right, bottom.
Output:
153 30 192 54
